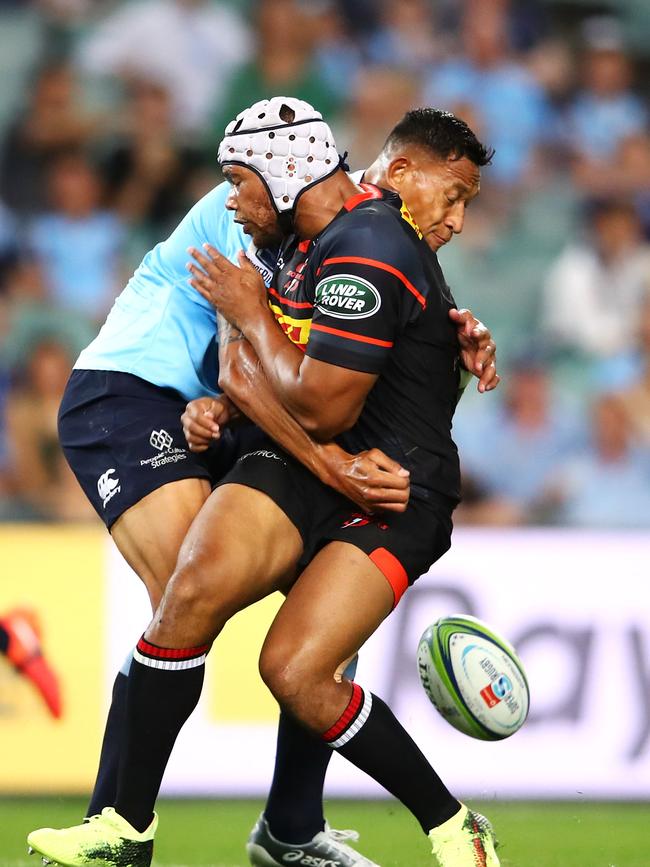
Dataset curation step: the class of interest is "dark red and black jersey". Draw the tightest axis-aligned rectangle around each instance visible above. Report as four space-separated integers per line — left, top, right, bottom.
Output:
270 184 462 503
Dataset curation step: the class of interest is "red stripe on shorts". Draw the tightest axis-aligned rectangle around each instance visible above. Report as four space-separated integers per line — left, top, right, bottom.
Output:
369 547 409 608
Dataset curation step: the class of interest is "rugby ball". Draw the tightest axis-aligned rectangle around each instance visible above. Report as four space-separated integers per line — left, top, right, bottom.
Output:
417 614 529 741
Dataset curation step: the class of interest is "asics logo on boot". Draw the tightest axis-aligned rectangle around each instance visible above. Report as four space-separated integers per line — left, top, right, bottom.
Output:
282 853 340 867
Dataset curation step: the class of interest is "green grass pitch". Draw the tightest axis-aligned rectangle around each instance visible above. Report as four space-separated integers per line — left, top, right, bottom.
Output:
0 798 646 867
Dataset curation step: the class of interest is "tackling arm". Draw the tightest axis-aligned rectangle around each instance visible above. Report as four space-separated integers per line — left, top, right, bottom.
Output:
215 314 409 513
189 245 379 440
217 313 336 474
235 310 378 441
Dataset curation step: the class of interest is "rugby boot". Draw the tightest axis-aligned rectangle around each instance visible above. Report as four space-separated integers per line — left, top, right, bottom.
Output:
0 608 62 718
428 804 499 867
247 813 380 866
27 807 157 867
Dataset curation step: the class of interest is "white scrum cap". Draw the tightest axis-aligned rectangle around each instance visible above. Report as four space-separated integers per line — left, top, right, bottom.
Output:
218 96 341 214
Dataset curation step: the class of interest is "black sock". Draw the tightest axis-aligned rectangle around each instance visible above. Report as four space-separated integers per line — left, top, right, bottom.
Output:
264 656 359 843
87 669 129 816
325 686 460 833
264 710 330 842
0 625 8 655
114 636 208 833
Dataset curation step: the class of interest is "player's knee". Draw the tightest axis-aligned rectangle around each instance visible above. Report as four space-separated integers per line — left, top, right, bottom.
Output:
259 644 304 708
259 641 328 717
158 565 230 634
259 643 288 697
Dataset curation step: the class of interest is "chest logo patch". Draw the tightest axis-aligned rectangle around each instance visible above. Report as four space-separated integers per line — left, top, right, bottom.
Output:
314 274 381 319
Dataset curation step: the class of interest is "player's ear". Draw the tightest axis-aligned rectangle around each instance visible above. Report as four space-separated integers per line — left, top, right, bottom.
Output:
385 156 410 194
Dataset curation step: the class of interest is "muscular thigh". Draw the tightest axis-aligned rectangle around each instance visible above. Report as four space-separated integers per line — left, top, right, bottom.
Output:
262 541 395 682
261 488 453 669
149 482 304 647
320 493 454 607
58 369 239 609
111 477 211 609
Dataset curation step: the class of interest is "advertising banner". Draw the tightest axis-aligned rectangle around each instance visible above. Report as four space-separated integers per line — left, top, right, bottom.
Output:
0 525 105 793
2 526 649 798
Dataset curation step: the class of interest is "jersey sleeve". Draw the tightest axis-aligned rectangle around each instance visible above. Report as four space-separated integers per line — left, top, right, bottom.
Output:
146 182 233 284
305 217 427 373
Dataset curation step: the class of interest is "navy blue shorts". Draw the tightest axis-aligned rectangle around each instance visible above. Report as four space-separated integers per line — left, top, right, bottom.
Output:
217 437 455 606
58 370 251 529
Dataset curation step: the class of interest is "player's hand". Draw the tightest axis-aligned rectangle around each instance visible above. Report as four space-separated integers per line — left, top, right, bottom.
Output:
181 396 231 452
449 307 500 393
320 443 410 513
187 245 269 332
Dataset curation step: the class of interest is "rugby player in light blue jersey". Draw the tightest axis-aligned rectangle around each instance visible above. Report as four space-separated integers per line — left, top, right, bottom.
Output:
52 126 498 867
56 178 416 867
74 182 269 404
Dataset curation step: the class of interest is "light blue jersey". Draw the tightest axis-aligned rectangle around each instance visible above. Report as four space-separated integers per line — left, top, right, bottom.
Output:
75 182 274 401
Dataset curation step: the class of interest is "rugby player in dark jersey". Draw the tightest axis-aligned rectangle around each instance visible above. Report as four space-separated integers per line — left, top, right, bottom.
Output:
27 101 500 867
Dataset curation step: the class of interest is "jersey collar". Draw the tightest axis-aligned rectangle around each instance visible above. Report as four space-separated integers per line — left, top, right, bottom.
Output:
342 183 384 212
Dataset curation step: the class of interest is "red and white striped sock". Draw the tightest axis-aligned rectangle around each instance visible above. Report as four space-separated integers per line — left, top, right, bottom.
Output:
322 686 460 833
133 636 209 670
322 683 373 748
115 634 209 832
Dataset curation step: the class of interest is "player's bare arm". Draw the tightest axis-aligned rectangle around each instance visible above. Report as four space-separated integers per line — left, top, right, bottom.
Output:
181 311 409 513
182 394 410 515
217 324 409 510
189 245 377 439
186 248 409 508
190 246 500 399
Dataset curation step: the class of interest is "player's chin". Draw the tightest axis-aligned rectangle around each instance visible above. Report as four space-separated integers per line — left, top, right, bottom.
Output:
250 225 283 249
427 231 450 252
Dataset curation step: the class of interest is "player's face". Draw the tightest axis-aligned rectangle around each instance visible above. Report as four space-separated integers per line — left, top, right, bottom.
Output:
390 152 481 252
223 166 284 249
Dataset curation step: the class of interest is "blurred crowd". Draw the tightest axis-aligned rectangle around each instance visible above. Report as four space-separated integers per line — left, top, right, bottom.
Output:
0 0 649 526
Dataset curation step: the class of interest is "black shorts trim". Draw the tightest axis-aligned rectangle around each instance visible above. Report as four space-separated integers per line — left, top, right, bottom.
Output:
320 497 453 604
215 441 325 557
217 436 454 594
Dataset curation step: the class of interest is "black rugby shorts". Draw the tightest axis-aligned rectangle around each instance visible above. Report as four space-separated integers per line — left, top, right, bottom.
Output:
217 437 454 606
58 370 251 529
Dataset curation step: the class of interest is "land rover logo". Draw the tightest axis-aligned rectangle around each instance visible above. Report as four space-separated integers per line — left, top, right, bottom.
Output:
314 274 381 319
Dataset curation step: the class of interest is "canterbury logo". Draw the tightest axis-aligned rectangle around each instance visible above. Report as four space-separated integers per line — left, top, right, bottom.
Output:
150 429 173 451
97 469 121 508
